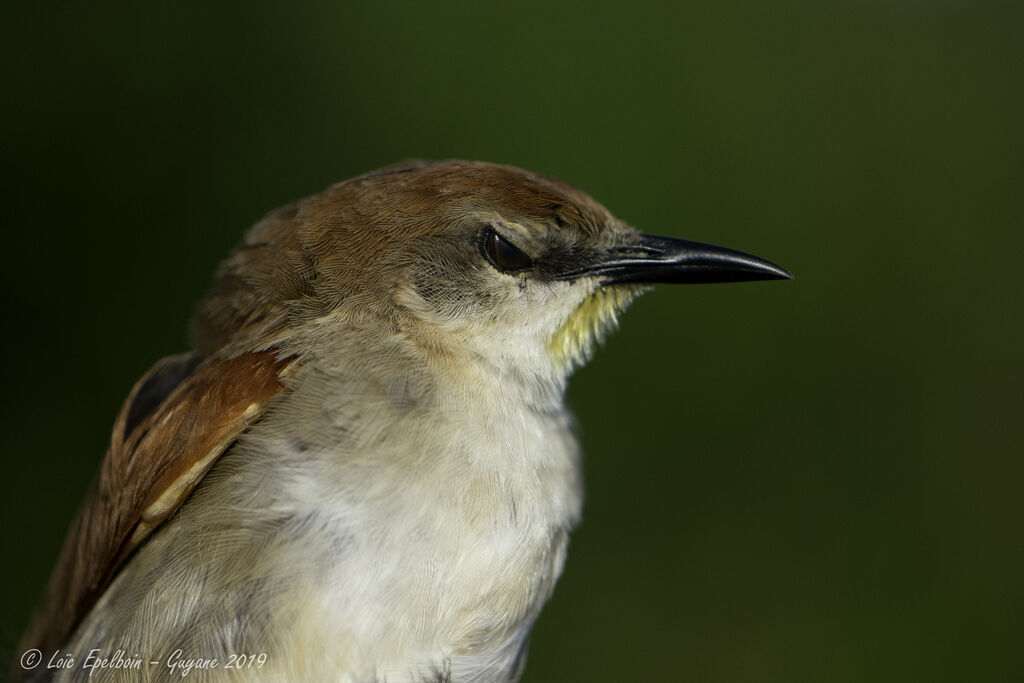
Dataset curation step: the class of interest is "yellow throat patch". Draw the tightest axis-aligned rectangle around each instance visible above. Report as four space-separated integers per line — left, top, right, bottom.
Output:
547 284 646 372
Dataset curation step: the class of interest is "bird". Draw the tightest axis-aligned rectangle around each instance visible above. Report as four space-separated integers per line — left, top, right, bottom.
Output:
16 160 791 682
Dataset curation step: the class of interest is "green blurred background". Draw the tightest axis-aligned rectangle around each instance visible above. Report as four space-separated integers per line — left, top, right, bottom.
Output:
2 1 1022 680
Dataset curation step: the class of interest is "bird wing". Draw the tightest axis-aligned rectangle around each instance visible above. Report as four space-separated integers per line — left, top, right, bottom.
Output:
19 350 295 657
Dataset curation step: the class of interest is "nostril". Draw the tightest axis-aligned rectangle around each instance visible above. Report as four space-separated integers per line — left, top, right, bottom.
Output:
608 244 663 258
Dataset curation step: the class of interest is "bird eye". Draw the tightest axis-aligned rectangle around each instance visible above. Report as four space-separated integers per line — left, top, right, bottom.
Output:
482 228 533 273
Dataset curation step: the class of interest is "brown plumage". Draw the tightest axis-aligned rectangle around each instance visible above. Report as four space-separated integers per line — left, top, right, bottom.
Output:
190 160 615 356
20 351 293 661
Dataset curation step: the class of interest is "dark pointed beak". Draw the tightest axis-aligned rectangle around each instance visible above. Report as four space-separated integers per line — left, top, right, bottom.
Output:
589 234 793 285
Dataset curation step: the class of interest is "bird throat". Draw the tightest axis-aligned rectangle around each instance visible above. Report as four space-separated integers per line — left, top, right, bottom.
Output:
547 284 646 372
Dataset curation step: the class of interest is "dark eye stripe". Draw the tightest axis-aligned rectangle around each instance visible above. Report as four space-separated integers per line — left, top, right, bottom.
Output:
482 228 533 273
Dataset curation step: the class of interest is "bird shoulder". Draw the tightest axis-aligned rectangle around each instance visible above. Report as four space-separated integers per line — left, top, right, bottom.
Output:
18 350 295 660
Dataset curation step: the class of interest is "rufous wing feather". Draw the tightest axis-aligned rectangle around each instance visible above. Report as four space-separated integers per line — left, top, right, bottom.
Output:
19 350 294 659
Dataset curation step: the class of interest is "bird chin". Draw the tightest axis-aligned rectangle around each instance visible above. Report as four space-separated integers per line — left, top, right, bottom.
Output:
546 283 647 373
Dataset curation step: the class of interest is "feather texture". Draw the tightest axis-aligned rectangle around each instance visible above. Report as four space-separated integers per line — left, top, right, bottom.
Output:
19 351 294 663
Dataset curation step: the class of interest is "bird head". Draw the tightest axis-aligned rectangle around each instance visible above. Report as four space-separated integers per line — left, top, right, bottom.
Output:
191 160 790 381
